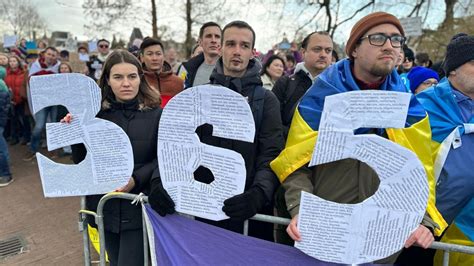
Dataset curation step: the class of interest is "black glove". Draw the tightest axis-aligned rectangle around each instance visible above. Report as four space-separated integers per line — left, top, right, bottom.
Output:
222 187 266 221
148 179 175 217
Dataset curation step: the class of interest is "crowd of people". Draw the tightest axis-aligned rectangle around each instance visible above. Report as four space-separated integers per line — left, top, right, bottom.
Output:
0 11 472 266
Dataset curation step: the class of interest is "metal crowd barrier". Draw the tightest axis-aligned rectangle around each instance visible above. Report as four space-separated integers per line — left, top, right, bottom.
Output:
79 193 474 266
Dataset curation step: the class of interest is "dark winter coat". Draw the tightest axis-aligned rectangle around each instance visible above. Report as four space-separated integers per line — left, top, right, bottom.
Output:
72 97 161 233
182 52 205 89
272 69 312 137
206 58 284 204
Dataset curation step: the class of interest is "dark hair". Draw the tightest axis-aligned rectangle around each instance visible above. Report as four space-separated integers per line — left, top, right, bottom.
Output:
45 46 58 53
58 62 73 73
260 55 285 76
199 22 221 39
60 50 70 58
78 46 88 53
416 52 432 67
222 20 256 49
403 45 415 61
332 50 339 62
286 54 295 64
98 50 161 109
301 31 330 49
140 37 164 54
97 39 110 46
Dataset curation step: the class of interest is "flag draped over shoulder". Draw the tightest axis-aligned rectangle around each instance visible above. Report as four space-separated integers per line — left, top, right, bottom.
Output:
416 80 474 264
142 204 365 266
270 59 447 236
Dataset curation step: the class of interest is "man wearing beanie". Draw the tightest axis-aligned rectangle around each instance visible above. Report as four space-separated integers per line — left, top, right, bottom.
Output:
416 33 474 265
271 11 444 263
407 66 439 94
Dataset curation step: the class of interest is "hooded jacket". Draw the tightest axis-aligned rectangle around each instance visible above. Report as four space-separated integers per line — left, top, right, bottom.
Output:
204 58 284 204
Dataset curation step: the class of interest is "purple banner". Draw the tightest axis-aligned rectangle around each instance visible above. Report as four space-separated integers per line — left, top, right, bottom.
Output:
143 204 385 265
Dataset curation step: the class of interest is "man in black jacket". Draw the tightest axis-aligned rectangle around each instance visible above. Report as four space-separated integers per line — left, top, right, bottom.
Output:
180 22 221 88
272 31 333 138
150 20 284 241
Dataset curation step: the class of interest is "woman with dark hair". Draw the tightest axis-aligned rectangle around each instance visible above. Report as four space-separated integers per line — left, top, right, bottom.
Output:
260 55 285 90
67 50 162 265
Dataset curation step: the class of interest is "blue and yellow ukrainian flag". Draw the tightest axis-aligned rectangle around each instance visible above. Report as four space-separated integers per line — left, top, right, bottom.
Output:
270 59 447 236
417 80 474 265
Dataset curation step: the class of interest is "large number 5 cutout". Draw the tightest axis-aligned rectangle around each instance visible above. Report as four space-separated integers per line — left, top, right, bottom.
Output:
296 91 429 264
158 85 255 221
29 74 134 197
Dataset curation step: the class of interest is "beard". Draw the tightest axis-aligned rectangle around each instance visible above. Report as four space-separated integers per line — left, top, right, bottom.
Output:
369 62 393 77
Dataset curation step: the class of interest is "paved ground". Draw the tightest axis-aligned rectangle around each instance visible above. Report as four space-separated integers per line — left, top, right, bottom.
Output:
0 144 98 265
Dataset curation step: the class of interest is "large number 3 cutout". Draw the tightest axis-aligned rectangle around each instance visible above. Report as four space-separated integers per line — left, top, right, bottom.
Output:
158 85 255 221
29 74 134 197
297 91 430 264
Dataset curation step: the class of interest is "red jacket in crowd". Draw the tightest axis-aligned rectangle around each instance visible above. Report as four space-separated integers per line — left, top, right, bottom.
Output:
5 67 28 105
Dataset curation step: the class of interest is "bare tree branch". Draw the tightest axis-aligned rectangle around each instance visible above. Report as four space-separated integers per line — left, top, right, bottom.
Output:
408 0 426 17
293 5 323 38
0 0 47 39
329 0 374 37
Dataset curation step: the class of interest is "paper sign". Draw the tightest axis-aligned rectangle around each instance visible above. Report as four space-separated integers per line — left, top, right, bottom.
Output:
158 85 255 221
3 35 18 48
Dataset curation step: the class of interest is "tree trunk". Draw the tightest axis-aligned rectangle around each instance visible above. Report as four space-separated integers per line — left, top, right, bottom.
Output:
151 0 158 38
185 0 193 58
440 0 456 31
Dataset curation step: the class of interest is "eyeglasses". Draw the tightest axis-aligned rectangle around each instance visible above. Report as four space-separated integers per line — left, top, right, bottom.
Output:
99 44 109 48
359 33 406 48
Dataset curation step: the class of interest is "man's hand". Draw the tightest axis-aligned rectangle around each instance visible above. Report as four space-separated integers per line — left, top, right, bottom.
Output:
115 177 135 193
148 179 175 217
60 113 72 123
404 225 434 249
287 215 301 241
222 187 265 221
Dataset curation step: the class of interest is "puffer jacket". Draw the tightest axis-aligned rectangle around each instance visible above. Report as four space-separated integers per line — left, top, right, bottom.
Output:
5 67 27 104
72 97 161 233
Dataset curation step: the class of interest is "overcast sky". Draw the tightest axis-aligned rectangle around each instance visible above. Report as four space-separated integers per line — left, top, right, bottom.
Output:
11 0 468 52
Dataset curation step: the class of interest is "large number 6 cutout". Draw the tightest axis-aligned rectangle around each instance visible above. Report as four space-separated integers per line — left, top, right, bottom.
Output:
158 85 255 221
